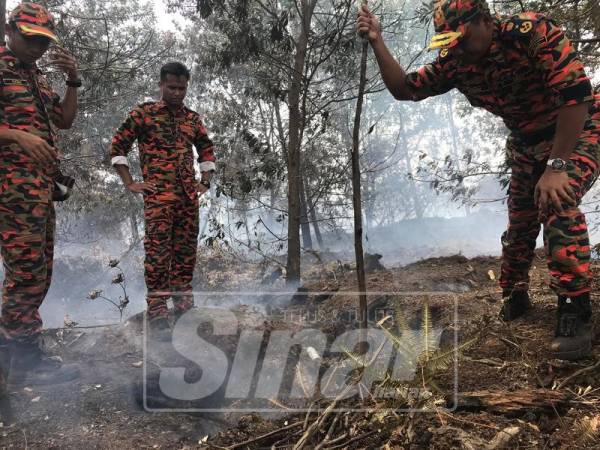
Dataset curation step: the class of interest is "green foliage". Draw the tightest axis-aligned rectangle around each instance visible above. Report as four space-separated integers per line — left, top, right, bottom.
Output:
38 0 600 257
377 299 476 394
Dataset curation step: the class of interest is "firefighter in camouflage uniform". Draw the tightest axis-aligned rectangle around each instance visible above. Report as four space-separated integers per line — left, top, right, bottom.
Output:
110 62 216 340
358 0 599 359
0 3 81 384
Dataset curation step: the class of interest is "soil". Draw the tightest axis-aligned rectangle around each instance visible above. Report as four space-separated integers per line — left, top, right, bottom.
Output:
1 251 599 449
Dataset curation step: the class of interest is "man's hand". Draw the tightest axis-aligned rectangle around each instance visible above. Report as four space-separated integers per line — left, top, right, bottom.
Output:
197 182 209 196
126 182 156 195
534 169 576 217
357 4 382 43
14 131 58 165
49 46 79 80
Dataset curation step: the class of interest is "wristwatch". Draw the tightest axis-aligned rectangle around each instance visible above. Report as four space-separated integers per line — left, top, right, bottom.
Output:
66 79 82 88
547 158 568 171
200 179 211 189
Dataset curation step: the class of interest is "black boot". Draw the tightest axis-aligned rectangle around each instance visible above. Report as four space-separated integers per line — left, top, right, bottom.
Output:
8 339 80 386
550 294 593 361
500 289 531 321
148 317 172 343
0 337 13 424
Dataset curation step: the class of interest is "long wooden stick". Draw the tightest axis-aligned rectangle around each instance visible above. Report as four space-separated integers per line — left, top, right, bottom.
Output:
351 1 369 336
0 0 6 45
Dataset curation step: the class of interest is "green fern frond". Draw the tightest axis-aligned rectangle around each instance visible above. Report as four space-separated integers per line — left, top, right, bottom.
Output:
339 344 368 368
377 318 419 361
421 336 478 377
393 297 411 334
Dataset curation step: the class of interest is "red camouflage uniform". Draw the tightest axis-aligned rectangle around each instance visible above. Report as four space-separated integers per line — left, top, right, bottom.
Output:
404 13 600 297
0 45 64 342
110 100 216 318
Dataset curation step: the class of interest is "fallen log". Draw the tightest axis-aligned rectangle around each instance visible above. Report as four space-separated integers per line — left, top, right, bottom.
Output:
448 389 571 415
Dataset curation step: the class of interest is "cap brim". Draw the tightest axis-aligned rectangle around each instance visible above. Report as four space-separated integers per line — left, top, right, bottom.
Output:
16 22 58 42
428 31 462 51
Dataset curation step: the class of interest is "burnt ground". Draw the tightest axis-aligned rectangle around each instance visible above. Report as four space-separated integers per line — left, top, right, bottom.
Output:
1 251 600 449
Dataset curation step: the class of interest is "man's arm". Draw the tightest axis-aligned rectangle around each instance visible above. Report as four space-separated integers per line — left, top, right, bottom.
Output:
550 103 589 162
531 17 595 214
358 5 412 100
49 47 79 130
370 37 414 100
109 107 156 195
55 85 77 129
194 116 216 194
357 5 454 101
534 16 594 157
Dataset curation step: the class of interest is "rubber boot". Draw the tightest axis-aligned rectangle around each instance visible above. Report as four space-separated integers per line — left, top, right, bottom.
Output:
0 337 13 424
8 339 80 386
148 317 172 343
550 293 593 361
499 289 531 321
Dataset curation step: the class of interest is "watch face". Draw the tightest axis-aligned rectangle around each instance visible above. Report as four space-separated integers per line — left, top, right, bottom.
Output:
551 159 566 170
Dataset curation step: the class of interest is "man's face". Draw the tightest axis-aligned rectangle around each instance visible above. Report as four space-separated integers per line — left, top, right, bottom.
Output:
449 18 494 64
6 24 52 64
160 74 188 107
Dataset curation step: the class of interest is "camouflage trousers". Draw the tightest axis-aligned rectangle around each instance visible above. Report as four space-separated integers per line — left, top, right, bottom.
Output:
500 106 600 297
144 195 199 319
0 201 55 342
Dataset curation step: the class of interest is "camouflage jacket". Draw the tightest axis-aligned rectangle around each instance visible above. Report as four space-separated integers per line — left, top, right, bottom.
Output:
405 13 597 136
110 100 216 203
0 45 63 204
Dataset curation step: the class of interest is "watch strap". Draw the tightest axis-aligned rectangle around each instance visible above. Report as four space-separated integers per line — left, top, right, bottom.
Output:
66 79 82 88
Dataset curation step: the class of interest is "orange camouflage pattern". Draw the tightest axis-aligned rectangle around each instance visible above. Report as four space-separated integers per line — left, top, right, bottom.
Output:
405 12 599 299
433 0 490 33
430 0 490 49
407 14 595 134
110 100 215 203
0 202 55 342
110 101 216 318
144 195 199 319
9 2 58 43
500 102 600 297
0 45 62 204
0 45 64 342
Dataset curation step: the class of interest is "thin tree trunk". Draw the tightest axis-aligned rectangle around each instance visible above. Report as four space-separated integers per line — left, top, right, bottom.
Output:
351 36 369 332
0 0 5 45
129 211 140 245
199 190 216 239
299 173 313 250
286 0 316 285
445 96 470 215
399 110 424 219
306 181 324 249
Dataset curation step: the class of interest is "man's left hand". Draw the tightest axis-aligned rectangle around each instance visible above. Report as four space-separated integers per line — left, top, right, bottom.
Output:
49 46 79 80
534 169 576 216
197 183 209 196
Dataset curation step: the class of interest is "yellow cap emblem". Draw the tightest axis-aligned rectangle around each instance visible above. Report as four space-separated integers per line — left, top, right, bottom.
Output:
519 21 533 33
428 31 462 50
